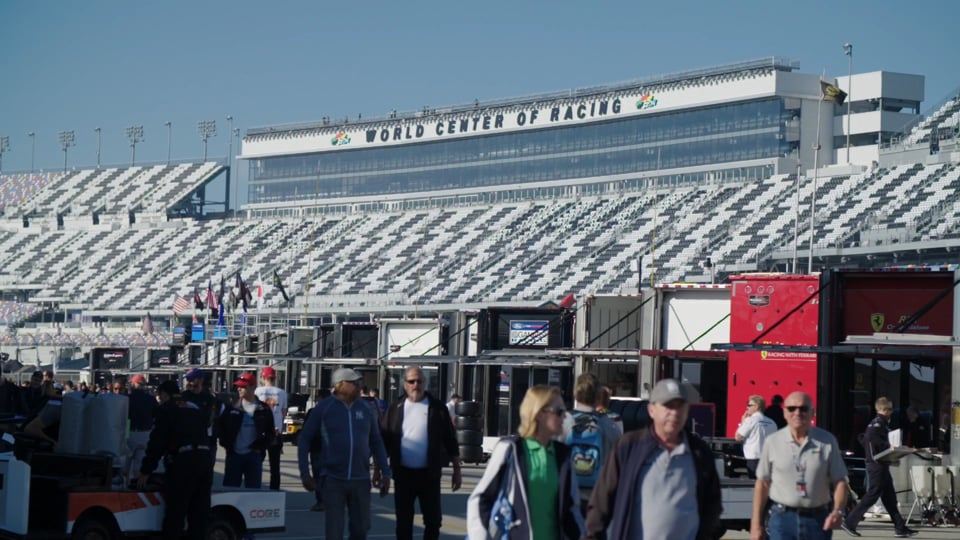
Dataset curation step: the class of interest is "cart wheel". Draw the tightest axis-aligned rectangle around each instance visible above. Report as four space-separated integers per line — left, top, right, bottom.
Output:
207 513 241 540
72 518 115 540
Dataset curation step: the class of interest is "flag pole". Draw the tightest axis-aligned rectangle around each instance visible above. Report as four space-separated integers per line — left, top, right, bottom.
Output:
792 159 801 273
808 81 824 274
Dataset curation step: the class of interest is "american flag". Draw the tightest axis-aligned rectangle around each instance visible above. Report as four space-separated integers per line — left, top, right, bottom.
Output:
206 280 218 310
172 295 190 315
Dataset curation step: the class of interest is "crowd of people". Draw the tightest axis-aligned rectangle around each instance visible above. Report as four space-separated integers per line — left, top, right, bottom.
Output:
0 367 930 539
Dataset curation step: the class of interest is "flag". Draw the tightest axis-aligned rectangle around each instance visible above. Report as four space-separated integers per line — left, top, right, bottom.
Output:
193 286 204 310
256 272 265 310
142 312 154 334
273 269 289 302
217 302 225 327
820 80 847 105
206 280 218 310
236 272 253 311
218 274 226 307
173 295 190 315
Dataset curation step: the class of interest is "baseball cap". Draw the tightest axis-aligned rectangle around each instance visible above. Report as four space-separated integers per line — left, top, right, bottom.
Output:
234 373 257 388
129 374 147 385
331 367 363 386
184 368 204 382
261 366 276 379
650 379 688 404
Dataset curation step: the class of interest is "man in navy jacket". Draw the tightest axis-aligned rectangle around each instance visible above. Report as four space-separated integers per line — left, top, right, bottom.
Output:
298 368 391 540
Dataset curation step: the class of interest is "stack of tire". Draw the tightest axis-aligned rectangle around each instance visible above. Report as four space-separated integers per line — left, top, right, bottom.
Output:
454 400 484 464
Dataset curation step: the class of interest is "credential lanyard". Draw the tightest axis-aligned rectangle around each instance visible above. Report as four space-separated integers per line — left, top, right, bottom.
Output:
791 439 808 498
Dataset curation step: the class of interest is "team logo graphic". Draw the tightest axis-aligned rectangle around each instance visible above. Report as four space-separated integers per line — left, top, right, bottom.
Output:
870 313 885 332
760 350 768 360
636 94 658 110
331 132 351 146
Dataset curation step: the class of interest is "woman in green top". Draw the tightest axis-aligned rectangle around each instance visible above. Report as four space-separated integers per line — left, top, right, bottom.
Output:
467 385 585 539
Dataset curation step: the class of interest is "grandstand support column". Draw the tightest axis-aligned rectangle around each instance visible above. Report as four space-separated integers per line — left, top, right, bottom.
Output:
28 132 35 173
94 127 101 168
843 43 853 164
58 130 75 173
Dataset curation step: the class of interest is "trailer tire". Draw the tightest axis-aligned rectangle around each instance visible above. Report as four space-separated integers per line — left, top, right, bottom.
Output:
206 513 242 540
454 416 482 431
456 430 483 446
455 401 481 417
72 517 116 540
459 444 484 464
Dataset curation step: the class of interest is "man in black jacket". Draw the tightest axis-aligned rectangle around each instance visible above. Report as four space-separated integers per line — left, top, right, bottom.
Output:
381 367 461 540
218 373 275 489
584 379 722 540
842 397 917 537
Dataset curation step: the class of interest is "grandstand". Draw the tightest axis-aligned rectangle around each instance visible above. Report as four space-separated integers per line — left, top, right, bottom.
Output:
1 58 960 354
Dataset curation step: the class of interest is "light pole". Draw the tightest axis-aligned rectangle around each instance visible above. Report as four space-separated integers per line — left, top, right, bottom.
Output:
125 125 144 166
843 43 853 164
164 121 172 165
0 136 9 174
233 127 240 219
27 132 35 173
198 120 216 161
94 127 101 168
58 130 75 172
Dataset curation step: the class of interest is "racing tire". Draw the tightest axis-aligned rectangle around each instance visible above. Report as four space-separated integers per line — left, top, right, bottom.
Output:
454 415 482 431
459 444 484 464
456 429 483 446
454 401 481 417
206 514 241 540
72 518 115 540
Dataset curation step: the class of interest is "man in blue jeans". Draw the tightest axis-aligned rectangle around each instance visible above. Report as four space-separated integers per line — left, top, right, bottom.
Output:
751 392 848 540
298 368 392 540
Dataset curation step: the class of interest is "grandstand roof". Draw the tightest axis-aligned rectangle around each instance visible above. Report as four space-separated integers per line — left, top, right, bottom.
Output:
246 56 798 137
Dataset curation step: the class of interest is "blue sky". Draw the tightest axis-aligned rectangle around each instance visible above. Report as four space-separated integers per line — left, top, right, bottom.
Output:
1 0 958 198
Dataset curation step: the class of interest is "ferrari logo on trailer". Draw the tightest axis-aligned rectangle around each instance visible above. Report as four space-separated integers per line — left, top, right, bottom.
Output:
870 313 885 332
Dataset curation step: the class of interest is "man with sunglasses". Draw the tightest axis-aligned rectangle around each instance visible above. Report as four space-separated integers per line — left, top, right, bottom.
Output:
381 367 461 540
751 392 848 540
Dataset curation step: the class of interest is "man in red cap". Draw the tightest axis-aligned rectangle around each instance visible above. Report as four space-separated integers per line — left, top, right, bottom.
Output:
217 373 275 488
255 365 287 490
127 373 157 476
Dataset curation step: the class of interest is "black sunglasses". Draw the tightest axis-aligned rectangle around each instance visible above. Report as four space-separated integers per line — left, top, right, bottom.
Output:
786 405 810 413
405 379 424 385
541 406 566 417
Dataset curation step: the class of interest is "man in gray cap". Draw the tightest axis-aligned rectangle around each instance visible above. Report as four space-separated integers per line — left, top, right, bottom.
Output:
584 378 722 540
298 367 392 540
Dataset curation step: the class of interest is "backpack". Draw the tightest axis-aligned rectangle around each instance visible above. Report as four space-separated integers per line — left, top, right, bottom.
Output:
566 411 604 489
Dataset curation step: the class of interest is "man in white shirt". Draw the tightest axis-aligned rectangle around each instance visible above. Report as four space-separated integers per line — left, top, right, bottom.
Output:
255 366 287 491
736 394 778 478
381 367 461 540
